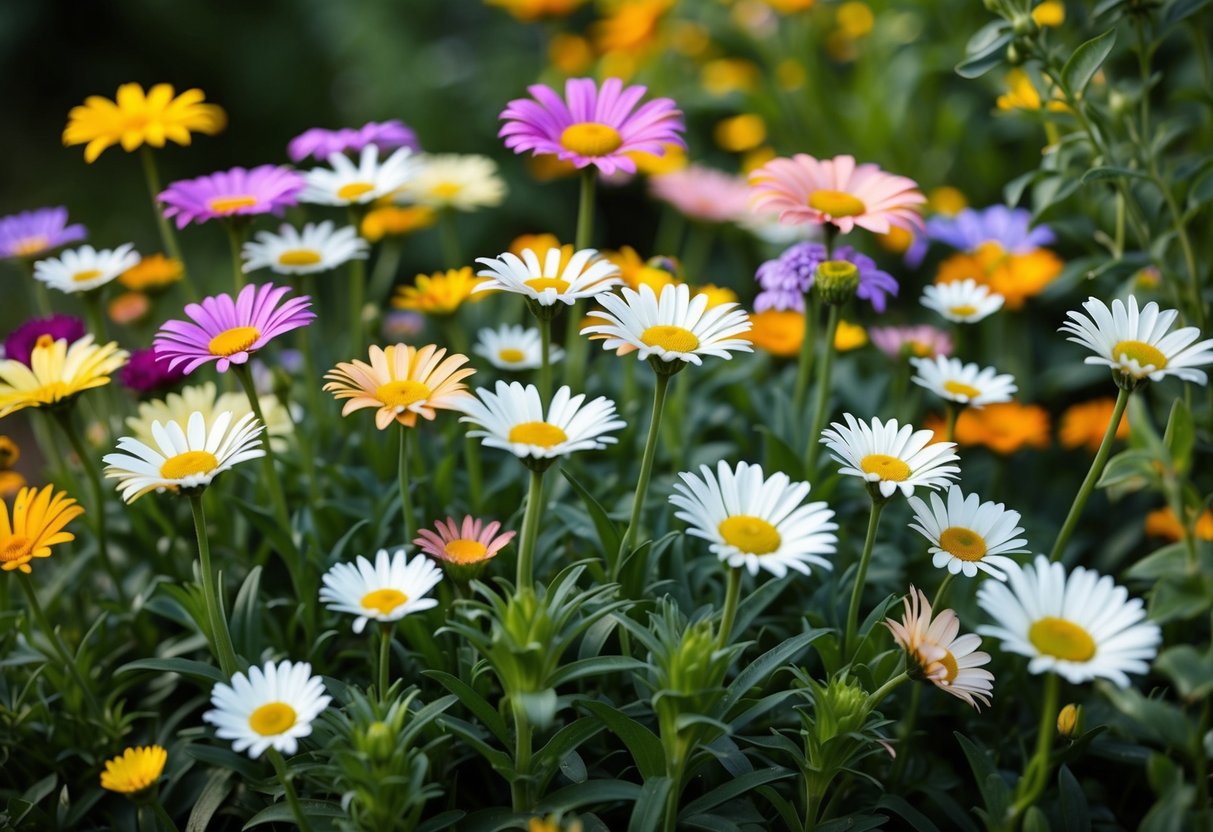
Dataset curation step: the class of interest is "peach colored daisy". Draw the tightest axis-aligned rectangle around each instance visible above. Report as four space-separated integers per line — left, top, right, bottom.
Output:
323 344 475 430
414 516 516 565
885 586 994 709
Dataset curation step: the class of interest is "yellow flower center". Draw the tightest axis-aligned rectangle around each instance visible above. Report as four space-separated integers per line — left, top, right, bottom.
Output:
559 122 624 157
35 334 56 350
926 648 959 683
0 535 32 564
72 269 103 284
337 182 376 201
508 421 568 448
907 340 932 357
808 189 867 218
248 702 298 736
525 277 571 294
361 588 409 614
949 304 978 317
159 450 219 480
1028 617 1096 662
208 195 258 214
718 515 782 555
1112 339 1167 371
444 538 489 564
938 526 988 561
498 348 526 363
12 236 49 258
640 325 700 353
943 380 982 399
376 380 431 409
277 249 323 267
430 181 463 198
860 453 911 481
208 325 260 357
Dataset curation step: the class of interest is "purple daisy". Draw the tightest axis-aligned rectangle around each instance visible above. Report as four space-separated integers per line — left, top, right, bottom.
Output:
925 205 1054 254
0 207 87 260
4 315 87 365
754 242 899 313
158 165 306 229
120 347 189 395
153 282 315 373
287 120 421 164
499 77 685 176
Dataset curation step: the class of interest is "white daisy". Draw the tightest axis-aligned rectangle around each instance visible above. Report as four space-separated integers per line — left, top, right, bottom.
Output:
127 382 294 453
103 410 265 503
820 413 961 499
473 324 564 371
300 145 419 207
1060 295 1213 386
584 283 753 367
910 356 1017 408
474 247 621 308
319 548 442 634
669 460 837 579
977 555 1162 687
458 381 625 462
202 660 331 759
885 586 994 710
400 153 507 211
907 485 1028 579
920 278 1004 324
34 244 140 294
242 221 368 275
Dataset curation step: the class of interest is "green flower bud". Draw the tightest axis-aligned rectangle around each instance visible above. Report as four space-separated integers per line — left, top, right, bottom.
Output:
365 720 396 763
815 260 860 305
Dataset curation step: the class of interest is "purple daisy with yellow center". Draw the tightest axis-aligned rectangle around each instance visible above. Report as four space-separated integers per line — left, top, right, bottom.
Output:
158 165 305 229
499 77 685 176
287 120 420 163
0 207 87 260
153 282 315 373
4 315 87 365
120 347 188 395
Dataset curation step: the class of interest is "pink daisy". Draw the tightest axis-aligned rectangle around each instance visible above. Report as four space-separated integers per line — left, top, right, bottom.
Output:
287 120 420 163
869 325 953 360
749 154 925 234
499 77 685 176
153 282 315 374
159 165 306 229
414 516 516 566
650 165 751 224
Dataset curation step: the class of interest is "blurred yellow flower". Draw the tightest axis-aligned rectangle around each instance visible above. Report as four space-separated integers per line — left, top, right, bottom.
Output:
0 470 25 499
509 236 578 278
877 225 914 254
926 402 1050 455
1059 398 1129 453
629 142 687 175
100 745 167 795
0 335 128 418
484 0 584 20
741 146 777 173
1145 506 1213 542
763 0 816 11
63 83 226 163
1031 0 1065 27
836 1 874 37
776 59 807 90
0 484 84 574
928 186 967 216
748 310 803 357
0 436 19 469
936 244 1062 309
593 0 673 55
393 268 492 316
668 21 711 56
716 114 766 152
119 254 183 292
549 33 594 74
526 153 580 181
997 70 1068 112
108 291 151 326
607 247 679 292
834 320 867 351
702 59 761 96
361 205 437 243
695 284 738 308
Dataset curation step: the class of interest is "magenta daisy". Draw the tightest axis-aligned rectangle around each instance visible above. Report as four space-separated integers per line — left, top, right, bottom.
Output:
120 347 188 395
4 315 86 366
158 165 306 229
287 120 420 163
153 283 315 373
414 516 516 566
498 77 685 176
0 207 87 260
749 154 925 234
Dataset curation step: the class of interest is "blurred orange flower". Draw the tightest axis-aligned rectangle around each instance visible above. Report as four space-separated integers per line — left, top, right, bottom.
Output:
1145 506 1213 542
936 243 1063 309
927 402 1051 455
1059 398 1129 453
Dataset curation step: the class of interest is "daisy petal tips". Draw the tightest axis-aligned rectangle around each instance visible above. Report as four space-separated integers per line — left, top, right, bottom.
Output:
319 548 443 634
820 413 960 499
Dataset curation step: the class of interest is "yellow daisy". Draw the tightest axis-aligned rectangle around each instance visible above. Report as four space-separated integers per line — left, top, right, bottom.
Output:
0 335 129 418
392 268 492 316
360 205 436 243
63 83 227 163
0 484 84 574
118 254 184 292
324 344 476 430
100 745 167 795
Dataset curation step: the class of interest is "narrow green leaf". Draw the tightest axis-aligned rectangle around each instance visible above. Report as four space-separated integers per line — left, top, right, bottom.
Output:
549 656 647 688
118 657 224 685
1163 399 1195 475
681 767 793 816
627 777 674 832
243 799 345 829
724 629 829 709
560 468 622 557
423 670 511 746
186 769 233 832
1058 765 1091 832
580 700 665 780
876 794 942 831
1061 30 1117 97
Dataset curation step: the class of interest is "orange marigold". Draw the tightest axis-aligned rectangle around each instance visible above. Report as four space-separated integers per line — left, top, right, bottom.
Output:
927 402 1051 455
1059 398 1130 453
936 243 1063 309
1144 506 1213 542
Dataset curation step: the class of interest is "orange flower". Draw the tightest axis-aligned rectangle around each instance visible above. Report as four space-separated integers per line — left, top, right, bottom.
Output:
936 243 1063 309
606 247 679 293
1059 398 1130 453
748 310 804 358
0 470 25 498
695 284 738 309
593 0 673 55
119 254 183 292
1145 507 1213 542
926 402 1050 455
0 485 84 574
361 205 436 243
108 291 151 326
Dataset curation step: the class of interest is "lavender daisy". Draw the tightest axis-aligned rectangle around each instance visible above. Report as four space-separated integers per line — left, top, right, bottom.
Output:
3 315 86 365
754 243 899 313
287 120 420 164
499 77 685 176
925 205 1054 254
159 165 306 229
120 347 189 395
153 283 315 373
0 207 87 260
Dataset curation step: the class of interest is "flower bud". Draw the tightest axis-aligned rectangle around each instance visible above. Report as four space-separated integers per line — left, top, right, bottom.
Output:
1057 703 1081 738
1006 42 1025 66
1011 14 1037 37
364 720 396 763
815 260 860 305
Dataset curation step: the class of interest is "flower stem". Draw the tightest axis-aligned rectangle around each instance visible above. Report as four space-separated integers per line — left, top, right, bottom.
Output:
377 622 393 703
149 796 181 832
803 304 841 475
232 365 293 540
140 147 195 300
516 468 545 590
716 567 742 651
1011 672 1060 820
538 315 553 402
81 291 108 342
791 293 817 414
366 240 403 310
348 254 367 360
575 168 596 250
266 748 314 832
844 498 886 659
18 572 102 716
224 222 247 293
189 493 239 677
1048 386 1130 562
933 572 955 609
510 700 534 812
616 370 671 580
945 403 959 444
867 670 909 708
439 209 462 268
398 425 415 545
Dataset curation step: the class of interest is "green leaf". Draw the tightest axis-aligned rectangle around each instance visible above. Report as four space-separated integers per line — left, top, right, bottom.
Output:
1100 683 1194 748
561 468 622 557
723 629 828 710
1148 573 1213 623
118 657 224 685
1096 449 1157 491
535 779 642 814
186 769 233 832
416 811 467 832
681 767 793 816
1125 543 1191 581
424 670 511 746
627 777 674 832
876 794 942 831
549 656 648 688
1081 166 1152 185
956 21 1013 79
1058 765 1091 832
580 700 666 780
243 799 345 829
1156 645 1213 702
230 565 262 660
1022 806 1050 832
1163 399 1195 475
1164 0 1213 27
954 733 1009 818
1061 29 1117 97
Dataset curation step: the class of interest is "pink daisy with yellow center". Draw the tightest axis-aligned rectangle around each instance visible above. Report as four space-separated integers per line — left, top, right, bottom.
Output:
159 165 305 228
414 516 516 566
499 77 685 176
749 154 925 234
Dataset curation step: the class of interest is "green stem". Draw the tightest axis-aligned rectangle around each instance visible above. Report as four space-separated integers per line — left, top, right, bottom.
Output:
266 748 314 832
232 365 293 539
945 403 959 444
189 493 239 677
348 255 367 359
616 371 671 580
23 259 52 315
803 305 841 474
716 567 742 651
867 670 909 708
680 222 715 281
465 434 483 513
224 222 247 293
516 468 545 590
1048 386 1130 562
82 291 108 342
575 168 596 250
149 796 181 832
791 294 817 414
510 700 534 812
140 147 195 300
933 572 955 609
1011 672 1060 820
377 622 393 703
538 315 553 402
398 425 415 545
844 498 886 659
439 209 462 268
366 240 403 310
18 573 102 716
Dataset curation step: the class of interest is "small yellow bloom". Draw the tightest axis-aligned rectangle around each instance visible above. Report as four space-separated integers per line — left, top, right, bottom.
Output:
715 114 767 153
997 69 1069 113
668 21 711 56
764 0 816 12
549 34 594 75
1056 703 1080 737
484 0 584 21
928 186 967 216
877 225 914 254
0 470 26 498
0 436 19 468
695 284 738 309
702 59 761 97
741 146 777 174
834 320 867 352
63 83 226 163
775 59 807 90
926 402 1051 455
393 268 492 316
100 745 167 795
593 0 673 55
361 206 437 244
1058 398 1129 453
936 244 1063 310
0 335 129 418
628 143 687 176
836 1 874 38
748 310 804 358
108 291 152 326
528 817 583 832
0 484 84 574
607 247 679 293
1145 506 1213 542
510 236 578 277
1031 0 1065 28
119 254 184 292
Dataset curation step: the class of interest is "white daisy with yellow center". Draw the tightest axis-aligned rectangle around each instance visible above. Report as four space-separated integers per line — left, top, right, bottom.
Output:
473 324 564 371
33 244 140 294
977 555 1161 687
458 380 625 461
670 460 838 579
1060 295 1213 386
907 485 1027 579
820 413 961 499
318 548 442 634
921 278 1004 324
102 410 265 503
910 355 1017 408
474 247 621 307
202 660 331 759
400 154 507 211
584 283 753 367
242 221 368 276
300 145 419 207
127 381 294 453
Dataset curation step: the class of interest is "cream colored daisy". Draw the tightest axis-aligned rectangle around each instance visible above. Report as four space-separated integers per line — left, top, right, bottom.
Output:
920 278 1004 324
907 485 1027 579
458 381 625 462
473 324 564 371
885 586 994 709
300 145 418 207
819 413 961 499
242 221 368 275
323 344 475 430
126 381 294 453
319 548 443 633
33 244 140 294
910 356 1017 408
474 247 621 307
401 153 507 211
202 660 331 759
